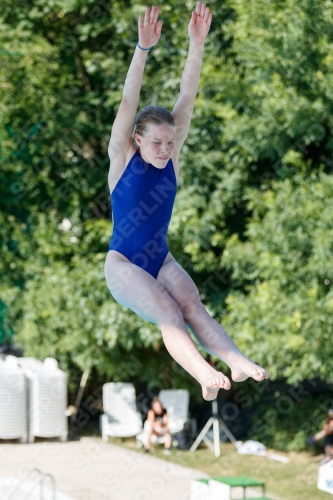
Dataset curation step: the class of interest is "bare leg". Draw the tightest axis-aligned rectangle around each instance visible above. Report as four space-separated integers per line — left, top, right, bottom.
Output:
157 257 268 383
105 251 230 400
325 445 331 460
144 422 153 450
163 429 172 449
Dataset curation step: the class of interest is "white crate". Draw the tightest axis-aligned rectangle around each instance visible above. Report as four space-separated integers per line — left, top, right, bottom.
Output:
209 479 231 500
191 479 210 500
318 459 333 494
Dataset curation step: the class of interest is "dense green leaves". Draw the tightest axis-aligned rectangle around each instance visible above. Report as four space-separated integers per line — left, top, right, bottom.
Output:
223 169 333 383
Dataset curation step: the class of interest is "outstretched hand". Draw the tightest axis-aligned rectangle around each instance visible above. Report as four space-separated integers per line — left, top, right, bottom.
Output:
138 6 163 49
188 2 212 44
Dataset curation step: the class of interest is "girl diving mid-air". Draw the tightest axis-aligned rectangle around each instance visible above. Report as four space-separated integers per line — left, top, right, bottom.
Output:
105 2 268 400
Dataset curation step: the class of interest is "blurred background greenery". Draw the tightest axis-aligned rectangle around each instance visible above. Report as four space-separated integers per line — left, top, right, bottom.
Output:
1 0 333 451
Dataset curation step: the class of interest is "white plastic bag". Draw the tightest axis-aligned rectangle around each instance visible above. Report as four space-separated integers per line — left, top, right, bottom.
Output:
236 439 267 456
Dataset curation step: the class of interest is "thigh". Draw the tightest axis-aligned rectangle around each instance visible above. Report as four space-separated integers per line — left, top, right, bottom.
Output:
156 255 200 308
152 423 163 434
105 250 180 324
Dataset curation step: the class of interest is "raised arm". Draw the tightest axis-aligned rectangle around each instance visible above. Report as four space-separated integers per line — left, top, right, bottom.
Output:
108 7 162 168
172 2 212 153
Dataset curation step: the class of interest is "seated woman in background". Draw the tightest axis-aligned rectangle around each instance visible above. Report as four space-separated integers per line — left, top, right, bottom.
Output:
144 397 172 454
307 408 333 464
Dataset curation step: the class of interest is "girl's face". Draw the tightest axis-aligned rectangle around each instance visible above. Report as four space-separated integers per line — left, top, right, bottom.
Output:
152 401 163 413
134 123 176 168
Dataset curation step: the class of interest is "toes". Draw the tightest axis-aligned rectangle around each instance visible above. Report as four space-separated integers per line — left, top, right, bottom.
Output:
219 376 230 389
254 370 264 381
206 376 219 388
215 373 230 389
202 372 231 395
254 367 268 381
224 378 231 389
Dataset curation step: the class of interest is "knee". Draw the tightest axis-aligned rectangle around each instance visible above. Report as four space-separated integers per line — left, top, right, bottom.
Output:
158 297 184 328
180 290 205 323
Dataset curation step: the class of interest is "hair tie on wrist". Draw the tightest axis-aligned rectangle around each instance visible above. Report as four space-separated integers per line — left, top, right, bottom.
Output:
137 43 151 51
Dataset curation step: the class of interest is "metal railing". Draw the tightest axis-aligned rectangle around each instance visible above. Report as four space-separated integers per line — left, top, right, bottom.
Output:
4 468 56 500
4 468 41 500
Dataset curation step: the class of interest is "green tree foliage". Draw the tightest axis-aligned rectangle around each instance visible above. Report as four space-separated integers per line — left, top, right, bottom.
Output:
0 0 332 398
223 168 333 383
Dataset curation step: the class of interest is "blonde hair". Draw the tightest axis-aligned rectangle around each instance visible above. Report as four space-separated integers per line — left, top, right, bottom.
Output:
132 105 175 150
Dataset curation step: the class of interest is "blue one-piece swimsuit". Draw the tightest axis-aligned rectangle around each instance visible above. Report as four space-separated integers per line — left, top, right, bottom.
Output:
108 151 177 279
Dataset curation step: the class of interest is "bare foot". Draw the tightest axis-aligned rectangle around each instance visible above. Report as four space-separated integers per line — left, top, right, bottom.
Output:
230 356 268 382
201 371 231 401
